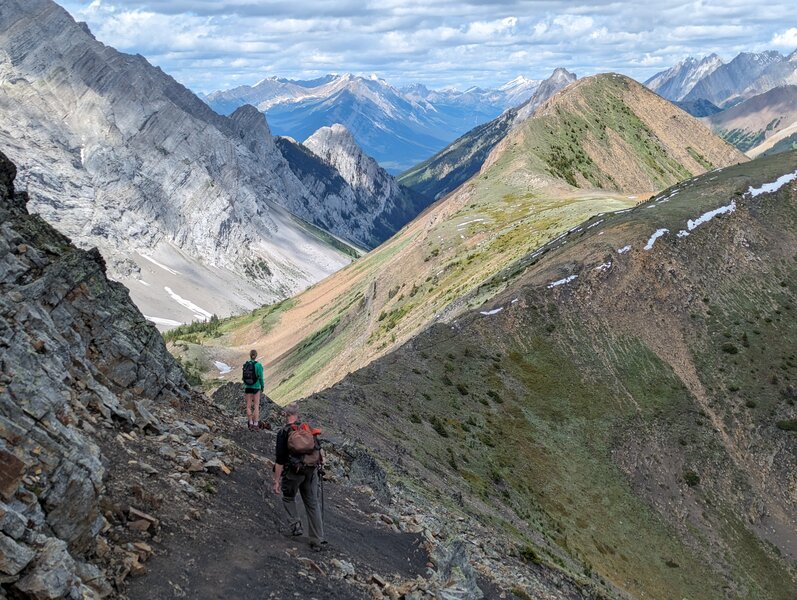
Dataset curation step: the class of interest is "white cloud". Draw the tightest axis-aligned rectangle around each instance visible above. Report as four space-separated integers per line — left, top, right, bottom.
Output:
772 27 797 48
57 0 797 93
552 15 594 36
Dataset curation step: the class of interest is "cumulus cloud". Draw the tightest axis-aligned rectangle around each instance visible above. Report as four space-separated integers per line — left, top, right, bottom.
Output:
772 28 797 48
58 0 797 93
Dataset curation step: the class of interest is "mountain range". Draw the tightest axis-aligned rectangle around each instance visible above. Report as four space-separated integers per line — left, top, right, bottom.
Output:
0 0 429 327
204 73 544 173
194 73 744 405
647 50 797 161
3 0 795 598
647 50 797 108
399 68 577 201
174 72 793 599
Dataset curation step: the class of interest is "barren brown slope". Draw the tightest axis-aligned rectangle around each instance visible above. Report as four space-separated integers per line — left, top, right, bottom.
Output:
176 74 745 404
706 85 797 153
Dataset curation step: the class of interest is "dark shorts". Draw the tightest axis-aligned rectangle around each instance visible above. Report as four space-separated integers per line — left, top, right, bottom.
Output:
243 387 261 395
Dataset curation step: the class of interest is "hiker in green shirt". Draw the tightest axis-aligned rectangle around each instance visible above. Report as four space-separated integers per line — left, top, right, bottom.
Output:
242 349 265 430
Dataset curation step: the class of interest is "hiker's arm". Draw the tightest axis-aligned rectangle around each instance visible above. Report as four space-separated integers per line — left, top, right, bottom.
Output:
257 362 265 390
273 428 287 494
273 463 282 494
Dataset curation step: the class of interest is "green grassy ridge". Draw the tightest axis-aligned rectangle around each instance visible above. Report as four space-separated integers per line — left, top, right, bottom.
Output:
246 169 637 402
512 75 697 190
306 152 797 598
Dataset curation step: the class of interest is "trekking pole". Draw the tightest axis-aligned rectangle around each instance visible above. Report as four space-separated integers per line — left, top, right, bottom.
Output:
319 465 325 523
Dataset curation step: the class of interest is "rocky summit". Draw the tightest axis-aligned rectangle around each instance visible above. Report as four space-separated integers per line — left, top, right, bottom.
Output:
276 124 430 249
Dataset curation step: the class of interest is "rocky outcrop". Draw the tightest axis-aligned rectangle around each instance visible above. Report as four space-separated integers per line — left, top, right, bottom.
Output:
278 126 431 248
513 67 577 124
0 150 189 597
645 54 724 101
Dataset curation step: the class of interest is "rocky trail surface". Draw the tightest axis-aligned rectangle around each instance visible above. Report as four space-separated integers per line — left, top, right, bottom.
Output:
123 394 431 600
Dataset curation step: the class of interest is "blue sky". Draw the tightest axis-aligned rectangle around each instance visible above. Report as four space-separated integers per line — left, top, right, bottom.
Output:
59 0 797 93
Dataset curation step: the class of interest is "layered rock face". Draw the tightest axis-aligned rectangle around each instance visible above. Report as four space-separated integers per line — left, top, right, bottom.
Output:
645 54 724 101
0 150 188 597
683 51 793 106
0 0 352 322
297 124 429 246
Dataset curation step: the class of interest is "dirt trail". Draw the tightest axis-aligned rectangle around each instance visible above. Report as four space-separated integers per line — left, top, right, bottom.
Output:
126 427 428 600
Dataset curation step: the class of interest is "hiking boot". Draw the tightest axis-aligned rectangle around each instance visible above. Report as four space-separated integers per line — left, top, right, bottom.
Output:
283 525 303 538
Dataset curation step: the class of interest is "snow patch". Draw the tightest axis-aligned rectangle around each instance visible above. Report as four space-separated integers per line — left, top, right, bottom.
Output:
144 315 182 327
747 170 797 197
141 254 181 276
164 287 213 319
480 307 504 316
214 361 232 375
136 279 151 287
687 200 735 231
547 275 578 289
677 230 690 238
595 262 612 271
656 191 678 204
617 245 631 254
644 228 669 250
457 218 485 229
587 219 604 229
511 298 519 304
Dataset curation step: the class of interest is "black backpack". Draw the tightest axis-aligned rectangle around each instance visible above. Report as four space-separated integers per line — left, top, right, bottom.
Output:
242 360 257 386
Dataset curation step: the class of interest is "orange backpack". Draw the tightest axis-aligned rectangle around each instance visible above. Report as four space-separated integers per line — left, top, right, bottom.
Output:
287 422 322 469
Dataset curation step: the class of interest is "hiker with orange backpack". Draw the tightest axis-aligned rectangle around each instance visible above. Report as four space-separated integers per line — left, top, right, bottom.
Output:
273 403 327 551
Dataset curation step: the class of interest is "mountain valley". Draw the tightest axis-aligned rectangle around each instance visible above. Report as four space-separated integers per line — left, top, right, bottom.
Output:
0 0 431 328
182 73 745 405
2 2 796 599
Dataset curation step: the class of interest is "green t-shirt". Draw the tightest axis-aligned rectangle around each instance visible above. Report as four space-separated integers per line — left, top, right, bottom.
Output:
242 360 265 390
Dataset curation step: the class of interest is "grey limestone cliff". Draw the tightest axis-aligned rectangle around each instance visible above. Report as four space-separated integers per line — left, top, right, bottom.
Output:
278 124 431 248
0 0 352 324
0 150 188 597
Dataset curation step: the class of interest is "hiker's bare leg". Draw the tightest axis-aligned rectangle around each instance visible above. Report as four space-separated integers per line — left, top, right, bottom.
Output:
244 392 253 423
253 390 261 425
